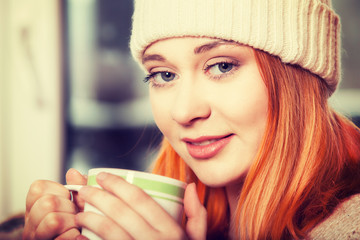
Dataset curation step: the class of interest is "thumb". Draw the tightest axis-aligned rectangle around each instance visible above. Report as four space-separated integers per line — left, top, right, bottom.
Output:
66 168 87 211
184 183 207 240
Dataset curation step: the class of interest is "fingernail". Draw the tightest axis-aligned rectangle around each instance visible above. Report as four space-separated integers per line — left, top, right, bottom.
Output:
187 182 196 190
76 235 89 240
96 172 109 181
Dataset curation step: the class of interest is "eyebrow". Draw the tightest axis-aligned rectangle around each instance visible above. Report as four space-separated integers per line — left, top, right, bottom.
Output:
142 54 166 64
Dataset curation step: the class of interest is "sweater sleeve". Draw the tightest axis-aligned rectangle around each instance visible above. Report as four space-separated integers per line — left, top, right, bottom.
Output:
308 194 360 240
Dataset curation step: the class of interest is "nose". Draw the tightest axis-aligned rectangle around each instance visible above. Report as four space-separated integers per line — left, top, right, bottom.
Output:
170 79 211 126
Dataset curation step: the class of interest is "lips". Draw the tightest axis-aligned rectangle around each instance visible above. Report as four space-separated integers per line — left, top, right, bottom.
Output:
183 134 234 159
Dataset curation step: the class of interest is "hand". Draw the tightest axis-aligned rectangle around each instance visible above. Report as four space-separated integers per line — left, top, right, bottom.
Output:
76 173 207 240
23 169 87 240
184 183 207 240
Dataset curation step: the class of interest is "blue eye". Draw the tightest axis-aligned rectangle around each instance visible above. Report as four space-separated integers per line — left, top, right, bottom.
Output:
157 72 176 82
207 62 234 75
144 71 178 86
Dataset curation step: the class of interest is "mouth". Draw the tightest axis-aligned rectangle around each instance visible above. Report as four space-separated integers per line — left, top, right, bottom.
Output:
183 134 234 159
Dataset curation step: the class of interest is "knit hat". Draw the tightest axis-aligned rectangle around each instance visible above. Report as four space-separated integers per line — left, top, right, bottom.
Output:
130 0 341 94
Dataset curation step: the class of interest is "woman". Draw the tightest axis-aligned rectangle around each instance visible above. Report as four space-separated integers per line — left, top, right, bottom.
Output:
23 0 360 239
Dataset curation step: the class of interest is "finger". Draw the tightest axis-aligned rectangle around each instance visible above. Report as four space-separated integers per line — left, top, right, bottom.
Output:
98 173 178 226
184 183 207 240
26 180 71 215
25 180 71 231
66 168 87 211
35 212 77 240
66 168 87 185
78 185 161 239
95 172 186 238
55 228 81 240
76 211 132 240
25 194 77 236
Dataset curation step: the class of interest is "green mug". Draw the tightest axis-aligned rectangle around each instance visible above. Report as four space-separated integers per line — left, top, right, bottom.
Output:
66 168 187 240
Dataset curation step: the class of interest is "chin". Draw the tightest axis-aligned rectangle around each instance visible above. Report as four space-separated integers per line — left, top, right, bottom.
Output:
193 170 238 188
190 165 249 189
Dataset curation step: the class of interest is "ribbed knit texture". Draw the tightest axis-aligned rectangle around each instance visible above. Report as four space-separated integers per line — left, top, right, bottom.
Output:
130 0 341 95
308 194 360 239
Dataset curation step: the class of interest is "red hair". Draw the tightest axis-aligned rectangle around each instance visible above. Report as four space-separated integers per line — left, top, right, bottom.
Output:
151 50 360 239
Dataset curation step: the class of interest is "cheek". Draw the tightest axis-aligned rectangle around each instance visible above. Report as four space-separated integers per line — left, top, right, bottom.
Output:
215 75 268 142
219 86 267 125
149 92 172 136
236 93 268 125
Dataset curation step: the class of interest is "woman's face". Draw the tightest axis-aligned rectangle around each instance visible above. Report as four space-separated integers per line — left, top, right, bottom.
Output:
142 37 268 187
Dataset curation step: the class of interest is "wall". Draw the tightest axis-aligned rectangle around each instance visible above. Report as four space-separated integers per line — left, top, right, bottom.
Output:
0 0 9 222
0 0 62 221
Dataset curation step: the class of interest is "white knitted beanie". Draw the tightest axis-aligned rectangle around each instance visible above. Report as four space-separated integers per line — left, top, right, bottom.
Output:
130 0 341 94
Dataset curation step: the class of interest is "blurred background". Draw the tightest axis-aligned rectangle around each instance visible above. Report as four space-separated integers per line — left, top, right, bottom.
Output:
0 0 359 228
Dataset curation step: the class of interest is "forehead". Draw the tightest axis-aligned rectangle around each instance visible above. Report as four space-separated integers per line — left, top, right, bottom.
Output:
142 37 240 63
